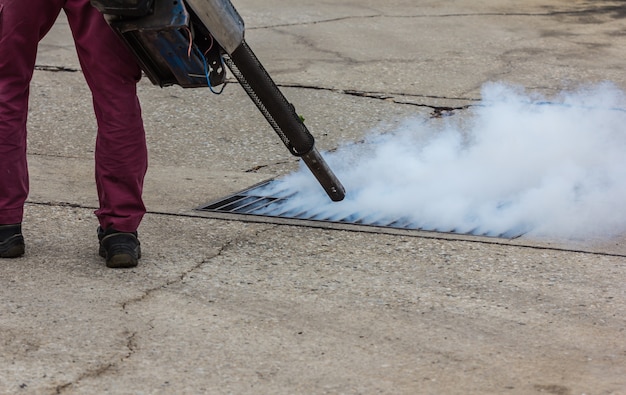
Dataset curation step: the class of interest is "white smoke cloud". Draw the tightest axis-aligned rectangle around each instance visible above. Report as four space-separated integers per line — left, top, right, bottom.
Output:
259 82 626 240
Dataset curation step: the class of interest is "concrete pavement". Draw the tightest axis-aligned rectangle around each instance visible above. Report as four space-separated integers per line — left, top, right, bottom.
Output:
1 1 625 394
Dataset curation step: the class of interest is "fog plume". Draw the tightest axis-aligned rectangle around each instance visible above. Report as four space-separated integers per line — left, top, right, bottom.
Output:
261 82 626 240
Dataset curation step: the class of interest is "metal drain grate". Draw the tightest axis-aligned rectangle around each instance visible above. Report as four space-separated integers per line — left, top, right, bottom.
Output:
197 180 526 239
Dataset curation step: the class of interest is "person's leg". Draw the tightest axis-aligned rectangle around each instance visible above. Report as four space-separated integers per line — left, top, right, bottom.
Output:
0 0 64 257
64 0 146 267
63 0 148 234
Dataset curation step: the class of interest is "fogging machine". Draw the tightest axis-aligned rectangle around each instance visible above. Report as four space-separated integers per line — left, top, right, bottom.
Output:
90 0 345 201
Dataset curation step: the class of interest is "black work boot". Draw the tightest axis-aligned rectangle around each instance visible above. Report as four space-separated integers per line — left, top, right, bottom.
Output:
0 224 25 258
98 227 141 268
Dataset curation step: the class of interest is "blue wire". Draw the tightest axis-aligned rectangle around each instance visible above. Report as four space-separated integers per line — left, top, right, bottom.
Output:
195 46 226 95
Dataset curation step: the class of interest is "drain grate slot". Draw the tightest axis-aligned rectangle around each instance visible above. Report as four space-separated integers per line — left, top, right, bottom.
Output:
197 180 525 239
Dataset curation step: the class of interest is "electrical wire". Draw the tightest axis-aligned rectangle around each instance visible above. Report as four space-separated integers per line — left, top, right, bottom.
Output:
195 46 226 95
184 27 194 58
203 34 215 56
184 27 226 94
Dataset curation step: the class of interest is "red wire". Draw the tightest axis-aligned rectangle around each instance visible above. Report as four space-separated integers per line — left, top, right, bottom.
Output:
204 34 214 56
185 27 193 58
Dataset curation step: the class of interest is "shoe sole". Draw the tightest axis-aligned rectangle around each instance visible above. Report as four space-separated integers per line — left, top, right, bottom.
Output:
0 235 25 258
106 252 139 268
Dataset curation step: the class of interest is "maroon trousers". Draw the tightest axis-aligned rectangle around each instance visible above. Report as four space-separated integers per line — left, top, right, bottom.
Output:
0 0 148 232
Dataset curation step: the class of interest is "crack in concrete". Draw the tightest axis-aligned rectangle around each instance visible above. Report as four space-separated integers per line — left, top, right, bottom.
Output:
54 332 137 394
30 152 90 160
55 362 116 394
245 160 294 173
51 226 271 394
34 60 475 116
119 225 274 311
34 65 79 73
277 82 477 116
342 89 473 117
279 82 477 102
248 7 626 30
